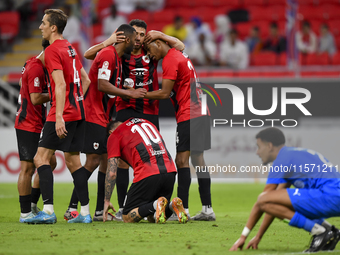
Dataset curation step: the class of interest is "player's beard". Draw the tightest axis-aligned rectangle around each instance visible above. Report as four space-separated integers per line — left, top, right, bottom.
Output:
125 42 135 54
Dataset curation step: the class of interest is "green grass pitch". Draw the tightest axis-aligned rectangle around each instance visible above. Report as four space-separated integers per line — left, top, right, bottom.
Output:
0 183 339 255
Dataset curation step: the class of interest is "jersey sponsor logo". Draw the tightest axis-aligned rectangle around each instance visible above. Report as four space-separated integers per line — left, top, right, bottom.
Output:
136 79 152 87
142 55 150 63
124 78 134 88
98 68 111 81
102 61 109 69
93 142 99 150
293 189 301 196
130 68 148 76
34 77 40 87
149 148 166 156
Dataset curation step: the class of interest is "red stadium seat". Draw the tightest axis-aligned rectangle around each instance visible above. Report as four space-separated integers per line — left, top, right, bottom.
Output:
192 0 216 7
249 7 272 21
267 0 286 5
234 22 253 39
147 22 169 32
298 0 318 5
216 0 240 8
321 4 340 20
31 0 54 13
91 23 103 39
251 52 277 66
96 0 114 18
128 10 151 24
331 52 340 64
335 36 340 50
329 20 340 36
153 9 176 23
304 53 330 65
268 6 286 21
200 7 230 22
278 53 287 65
243 0 265 7
177 8 203 23
0 11 20 40
299 6 325 20
166 0 193 8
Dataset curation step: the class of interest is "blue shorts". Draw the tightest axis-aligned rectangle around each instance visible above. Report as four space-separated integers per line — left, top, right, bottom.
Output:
288 188 340 219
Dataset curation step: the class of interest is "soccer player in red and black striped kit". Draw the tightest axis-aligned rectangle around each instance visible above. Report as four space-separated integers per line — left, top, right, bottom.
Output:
83 20 185 219
143 40 215 221
103 118 188 224
64 24 146 221
15 39 57 223
26 9 91 224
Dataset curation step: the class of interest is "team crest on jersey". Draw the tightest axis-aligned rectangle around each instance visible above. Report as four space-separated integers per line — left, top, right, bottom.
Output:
34 77 40 87
93 142 99 150
142 55 150 63
102 61 109 69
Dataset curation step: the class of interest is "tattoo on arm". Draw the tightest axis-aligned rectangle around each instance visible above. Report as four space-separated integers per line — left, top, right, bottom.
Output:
130 211 142 223
104 157 118 201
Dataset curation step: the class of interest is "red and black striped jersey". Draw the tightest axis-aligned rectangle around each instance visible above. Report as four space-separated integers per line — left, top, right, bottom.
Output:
44 39 85 122
117 49 159 115
162 48 204 123
86 46 121 127
15 57 48 133
107 118 176 183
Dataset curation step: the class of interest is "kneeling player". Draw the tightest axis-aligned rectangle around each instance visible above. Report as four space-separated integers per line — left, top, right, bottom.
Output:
230 127 340 252
103 118 188 223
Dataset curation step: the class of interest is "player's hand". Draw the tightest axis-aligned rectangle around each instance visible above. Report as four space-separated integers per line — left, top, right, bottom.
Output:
103 200 116 222
246 236 261 250
55 117 67 139
103 29 125 47
130 88 147 99
145 30 162 44
229 236 246 251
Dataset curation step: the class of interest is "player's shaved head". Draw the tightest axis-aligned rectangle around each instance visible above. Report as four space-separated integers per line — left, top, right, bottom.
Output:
256 127 285 147
116 24 136 38
116 24 136 54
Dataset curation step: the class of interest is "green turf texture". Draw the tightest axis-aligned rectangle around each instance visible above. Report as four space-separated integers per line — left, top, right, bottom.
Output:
1 183 339 255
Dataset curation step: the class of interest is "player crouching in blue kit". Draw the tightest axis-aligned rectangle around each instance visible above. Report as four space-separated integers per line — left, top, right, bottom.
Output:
230 127 340 253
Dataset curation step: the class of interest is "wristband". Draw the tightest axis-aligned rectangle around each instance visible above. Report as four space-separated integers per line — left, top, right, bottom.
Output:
241 227 251 237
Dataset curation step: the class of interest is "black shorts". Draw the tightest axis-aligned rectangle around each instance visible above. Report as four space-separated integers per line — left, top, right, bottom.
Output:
176 115 211 153
82 122 107 154
123 172 176 215
38 119 85 152
116 108 159 130
16 129 40 161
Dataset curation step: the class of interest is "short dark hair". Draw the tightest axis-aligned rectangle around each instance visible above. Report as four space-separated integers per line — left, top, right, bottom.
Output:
106 120 121 136
230 28 238 35
129 19 147 30
270 22 278 29
256 127 285 146
116 24 136 38
302 20 311 28
44 9 68 34
253 26 259 32
42 39 50 50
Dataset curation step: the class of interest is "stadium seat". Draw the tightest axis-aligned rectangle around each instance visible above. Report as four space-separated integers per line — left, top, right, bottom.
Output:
304 53 330 65
335 36 340 50
298 0 318 5
329 20 340 36
166 0 193 8
331 52 340 64
234 22 253 39
321 4 340 20
192 0 216 7
251 52 277 66
216 0 240 8
200 7 230 22
96 0 114 17
147 22 169 32
31 0 54 13
177 8 203 23
299 6 325 20
267 0 286 5
91 23 103 39
128 11 151 24
243 0 265 7
278 53 287 65
268 6 286 21
249 7 272 21
0 11 20 40
153 9 176 23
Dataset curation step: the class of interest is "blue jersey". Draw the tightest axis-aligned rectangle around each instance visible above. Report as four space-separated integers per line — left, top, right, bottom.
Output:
266 146 340 190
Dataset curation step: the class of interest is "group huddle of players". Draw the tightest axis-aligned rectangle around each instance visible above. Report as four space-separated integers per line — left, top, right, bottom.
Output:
15 9 214 226
14 8 340 253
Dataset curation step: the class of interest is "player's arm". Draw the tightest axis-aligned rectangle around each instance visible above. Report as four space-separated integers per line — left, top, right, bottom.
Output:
80 67 91 94
229 183 278 251
52 69 68 139
103 157 118 222
98 79 146 99
245 182 291 250
30 92 50 105
84 31 125 60
145 30 185 51
144 79 174 100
